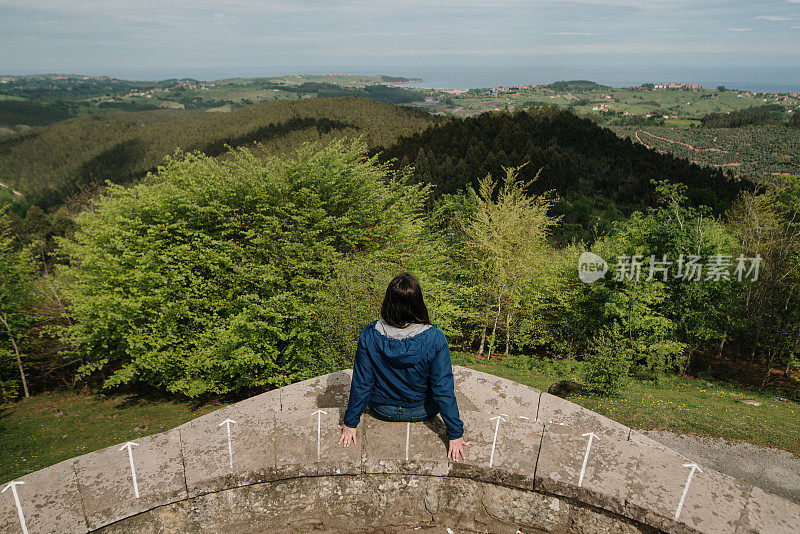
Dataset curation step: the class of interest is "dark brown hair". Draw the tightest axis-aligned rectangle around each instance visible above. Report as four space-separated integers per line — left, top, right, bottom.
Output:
380 272 431 328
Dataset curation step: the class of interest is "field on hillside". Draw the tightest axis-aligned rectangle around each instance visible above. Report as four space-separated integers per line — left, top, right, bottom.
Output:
611 124 800 182
0 74 428 132
426 82 799 120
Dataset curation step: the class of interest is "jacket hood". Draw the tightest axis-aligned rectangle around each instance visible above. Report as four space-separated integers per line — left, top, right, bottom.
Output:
364 319 439 369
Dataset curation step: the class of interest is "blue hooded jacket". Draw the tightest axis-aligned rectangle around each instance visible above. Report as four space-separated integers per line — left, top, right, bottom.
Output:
342 319 464 440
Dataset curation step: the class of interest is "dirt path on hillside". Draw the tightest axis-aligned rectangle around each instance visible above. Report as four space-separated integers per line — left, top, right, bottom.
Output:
0 181 23 197
634 130 741 170
642 429 800 504
636 130 729 153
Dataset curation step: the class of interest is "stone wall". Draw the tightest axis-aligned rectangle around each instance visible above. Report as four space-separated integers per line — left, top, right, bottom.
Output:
94 474 657 534
1 366 798 533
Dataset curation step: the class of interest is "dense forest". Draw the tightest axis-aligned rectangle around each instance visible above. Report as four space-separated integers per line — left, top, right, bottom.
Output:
701 104 787 128
379 106 745 241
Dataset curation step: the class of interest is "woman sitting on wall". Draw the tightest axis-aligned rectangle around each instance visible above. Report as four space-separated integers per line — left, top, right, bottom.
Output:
338 272 467 462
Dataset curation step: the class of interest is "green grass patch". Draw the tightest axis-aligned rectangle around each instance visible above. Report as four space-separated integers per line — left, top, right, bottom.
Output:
664 119 701 128
0 390 230 482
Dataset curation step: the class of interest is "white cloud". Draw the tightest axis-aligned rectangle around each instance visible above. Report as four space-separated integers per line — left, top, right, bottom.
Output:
728 28 751 32
755 15 792 21
548 32 598 36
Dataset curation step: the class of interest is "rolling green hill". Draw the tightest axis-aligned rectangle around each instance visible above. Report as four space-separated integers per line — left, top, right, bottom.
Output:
379 106 747 241
0 97 440 209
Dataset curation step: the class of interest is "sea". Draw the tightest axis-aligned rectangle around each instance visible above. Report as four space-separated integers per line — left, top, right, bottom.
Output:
50 65 800 94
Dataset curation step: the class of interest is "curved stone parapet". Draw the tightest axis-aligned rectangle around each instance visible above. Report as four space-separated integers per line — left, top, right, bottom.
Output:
1 366 798 533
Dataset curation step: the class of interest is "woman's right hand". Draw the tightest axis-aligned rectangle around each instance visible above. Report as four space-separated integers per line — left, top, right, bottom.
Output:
448 437 468 462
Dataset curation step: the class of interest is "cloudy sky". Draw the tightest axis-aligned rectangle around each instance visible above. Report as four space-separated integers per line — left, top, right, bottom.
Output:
1 0 798 79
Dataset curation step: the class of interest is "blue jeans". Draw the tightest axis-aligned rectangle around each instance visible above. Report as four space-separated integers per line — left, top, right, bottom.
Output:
366 397 439 422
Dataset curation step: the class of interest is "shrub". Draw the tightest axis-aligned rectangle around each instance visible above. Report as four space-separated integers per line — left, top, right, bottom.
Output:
583 324 633 396
56 139 430 396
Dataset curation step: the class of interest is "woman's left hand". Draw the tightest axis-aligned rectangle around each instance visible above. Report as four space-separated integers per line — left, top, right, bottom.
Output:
338 424 357 447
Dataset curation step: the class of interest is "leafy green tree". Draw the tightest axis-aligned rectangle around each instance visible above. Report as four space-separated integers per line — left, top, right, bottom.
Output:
728 177 800 385
511 243 596 358
310 180 474 374
586 180 737 376
0 222 35 398
462 164 560 357
56 139 429 396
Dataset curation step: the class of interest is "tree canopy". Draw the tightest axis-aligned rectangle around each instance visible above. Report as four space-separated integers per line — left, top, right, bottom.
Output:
55 139 430 396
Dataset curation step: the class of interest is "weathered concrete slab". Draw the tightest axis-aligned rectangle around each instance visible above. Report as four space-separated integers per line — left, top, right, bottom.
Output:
537 392 631 440
363 413 451 476
626 446 749 534
279 369 352 411
99 478 314 533
736 485 800 534
449 409 543 490
422 474 519 533
452 365 540 419
0 459 87 534
74 428 186 530
629 429 675 453
535 423 640 515
221 387 280 419
95 472 656 534
178 404 238 497
180 402 278 497
274 407 362 478
427 473 643 534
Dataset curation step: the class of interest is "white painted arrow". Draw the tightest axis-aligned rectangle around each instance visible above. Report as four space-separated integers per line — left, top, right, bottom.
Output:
311 409 328 461
488 413 509 468
405 422 411 461
2 481 28 534
119 442 140 498
675 463 703 521
578 432 598 487
218 418 237 470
